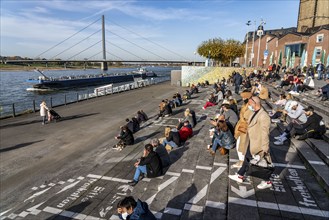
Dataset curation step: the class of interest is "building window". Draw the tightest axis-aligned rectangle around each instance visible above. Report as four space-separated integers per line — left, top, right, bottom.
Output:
316 34 324 43
315 47 322 56
284 43 306 57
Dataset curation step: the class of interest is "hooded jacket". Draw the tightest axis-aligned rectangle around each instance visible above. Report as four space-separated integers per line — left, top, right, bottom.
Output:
139 151 162 178
121 199 156 220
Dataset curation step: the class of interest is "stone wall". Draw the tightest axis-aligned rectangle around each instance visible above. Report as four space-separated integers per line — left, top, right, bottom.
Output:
180 66 257 87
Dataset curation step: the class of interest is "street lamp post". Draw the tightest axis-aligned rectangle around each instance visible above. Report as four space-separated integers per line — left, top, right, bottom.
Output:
256 19 266 67
245 21 251 67
251 20 256 67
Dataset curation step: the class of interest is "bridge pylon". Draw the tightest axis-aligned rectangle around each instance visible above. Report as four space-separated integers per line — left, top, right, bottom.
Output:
101 61 108 70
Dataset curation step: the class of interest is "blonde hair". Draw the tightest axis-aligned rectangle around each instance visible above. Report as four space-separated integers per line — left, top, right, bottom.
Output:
184 109 191 117
165 127 171 137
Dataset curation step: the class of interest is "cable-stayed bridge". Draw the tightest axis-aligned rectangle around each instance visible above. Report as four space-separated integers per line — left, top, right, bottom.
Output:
4 15 200 69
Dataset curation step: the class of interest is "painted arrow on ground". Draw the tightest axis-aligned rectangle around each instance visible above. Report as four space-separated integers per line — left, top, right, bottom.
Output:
231 185 255 198
24 187 52 202
56 180 81 194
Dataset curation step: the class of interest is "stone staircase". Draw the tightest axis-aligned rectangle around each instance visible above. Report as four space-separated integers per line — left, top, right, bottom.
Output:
263 83 329 193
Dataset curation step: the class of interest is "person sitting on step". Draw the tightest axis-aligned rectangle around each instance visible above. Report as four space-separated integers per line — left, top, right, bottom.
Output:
209 119 235 156
128 144 162 186
116 196 156 220
273 106 326 145
114 125 134 150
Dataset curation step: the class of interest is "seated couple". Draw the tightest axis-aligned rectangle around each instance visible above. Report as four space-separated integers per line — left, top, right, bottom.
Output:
162 120 193 150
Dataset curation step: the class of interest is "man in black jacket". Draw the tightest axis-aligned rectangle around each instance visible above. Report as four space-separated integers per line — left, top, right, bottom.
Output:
114 126 134 150
233 72 243 94
274 106 325 144
129 144 163 186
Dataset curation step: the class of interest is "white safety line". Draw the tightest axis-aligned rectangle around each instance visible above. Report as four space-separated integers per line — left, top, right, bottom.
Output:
229 159 306 169
196 165 212 171
213 162 228 167
205 200 226 209
43 206 105 220
308 160 326 165
163 207 182 216
182 169 195 173
229 197 329 217
184 204 203 212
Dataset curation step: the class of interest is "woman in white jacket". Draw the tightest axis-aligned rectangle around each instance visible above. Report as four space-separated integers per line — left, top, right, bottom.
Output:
40 101 49 125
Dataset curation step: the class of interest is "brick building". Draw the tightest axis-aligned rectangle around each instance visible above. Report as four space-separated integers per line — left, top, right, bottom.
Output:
240 0 329 68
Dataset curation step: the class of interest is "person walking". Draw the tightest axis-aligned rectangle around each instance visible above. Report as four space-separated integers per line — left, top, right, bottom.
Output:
229 96 273 189
316 61 325 80
40 101 49 125
233 72 243 94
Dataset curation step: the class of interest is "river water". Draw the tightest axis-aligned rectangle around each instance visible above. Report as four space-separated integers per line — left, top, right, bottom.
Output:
0 66 178 117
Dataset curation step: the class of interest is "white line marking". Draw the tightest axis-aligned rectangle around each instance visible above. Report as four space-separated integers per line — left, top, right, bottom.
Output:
154 123 176 127
0 209 12 216
48 183 56 187
40 185 46 188
163 207 182 216
213 162 227 167
61 210 75 218
205 200 226 209
196 165 212 170
166 171 181 177
58 181 65 185
18 211 29 218
87 174 102 179
231 186 255 198
184 204 203 212
71 213 88 220
56 180 81 194
146 176 179 204
143 178 152 182
111 177 129 183
67 179 75 183
77 176 85 180
44 206 62 215
230 159 239 162
24 187 52 202
272 163 306 169
7 213 17 219
189 167 226 204
31 187 38 191
308 160 326 165
182 169 195 173
151 211 163 219
228 197 257 207
229 197 329 217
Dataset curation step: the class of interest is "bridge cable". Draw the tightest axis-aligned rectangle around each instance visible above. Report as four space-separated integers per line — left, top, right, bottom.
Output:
67 40 102 60
105 51 124 61
87 51 103 60
50 29 102 60
35 18 101 59
108 19 189 61
106 30 168 61
106 40 145 61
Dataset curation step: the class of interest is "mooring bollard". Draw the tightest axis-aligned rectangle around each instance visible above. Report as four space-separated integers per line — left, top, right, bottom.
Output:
76 93 79 102
12 103 16 117
33 100 36 112
64 95 67 105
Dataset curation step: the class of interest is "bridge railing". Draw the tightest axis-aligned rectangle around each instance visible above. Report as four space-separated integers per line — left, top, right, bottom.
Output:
0 76 170 119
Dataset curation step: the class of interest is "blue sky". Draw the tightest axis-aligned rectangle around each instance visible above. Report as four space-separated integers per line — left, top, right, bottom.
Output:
0 0 299 61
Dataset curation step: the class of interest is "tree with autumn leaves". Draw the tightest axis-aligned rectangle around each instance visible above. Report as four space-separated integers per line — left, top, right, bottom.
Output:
197 38 244 66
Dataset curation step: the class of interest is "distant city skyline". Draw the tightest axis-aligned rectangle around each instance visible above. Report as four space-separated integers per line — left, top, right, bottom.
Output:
1 0 299 61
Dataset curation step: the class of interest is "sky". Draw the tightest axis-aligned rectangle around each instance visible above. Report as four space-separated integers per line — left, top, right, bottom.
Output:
0 0 300 62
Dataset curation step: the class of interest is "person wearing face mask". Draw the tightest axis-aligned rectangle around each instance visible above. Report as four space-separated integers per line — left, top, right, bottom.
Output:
117 196 156 220
232 91 253 168
229 96 273 190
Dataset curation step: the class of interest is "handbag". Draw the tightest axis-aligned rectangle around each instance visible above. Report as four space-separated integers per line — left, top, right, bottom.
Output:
246 153 275 180
237 122 248 133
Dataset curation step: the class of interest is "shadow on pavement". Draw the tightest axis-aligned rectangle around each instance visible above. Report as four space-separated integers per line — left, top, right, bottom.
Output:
59 113 99 122
46 201 92 220
134 131 160 144
0 119 43 129
0 140 44 153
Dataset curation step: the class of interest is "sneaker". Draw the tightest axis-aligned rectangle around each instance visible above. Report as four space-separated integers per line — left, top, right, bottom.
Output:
128 180 138 186
229 174 244 183
257 181 272 189
209 149 215 156
231 161 243 169
207 145 211 150
271 119 280 123
274 136 287 145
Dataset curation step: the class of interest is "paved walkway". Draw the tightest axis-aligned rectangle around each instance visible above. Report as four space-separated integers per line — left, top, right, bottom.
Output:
0 81 328 220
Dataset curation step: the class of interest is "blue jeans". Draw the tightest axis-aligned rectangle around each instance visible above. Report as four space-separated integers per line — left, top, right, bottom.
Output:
317 71 323 80
212 138 223 152
163 139 178 148
133 165 147 181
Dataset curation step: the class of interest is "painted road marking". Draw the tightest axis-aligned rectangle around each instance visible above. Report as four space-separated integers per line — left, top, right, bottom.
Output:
163 207 182 216
184 204 203 212
231 186 255 198
188 167 226 204
24 187 51 202
205 200 226 209
146 176 179 204
165 171 181 177
229 159 306 169
182 169 195 173
56 180 81 194
213 162 227 167
196 165 212 171
229 197 329 217
308 160 326 165
43 206 106 220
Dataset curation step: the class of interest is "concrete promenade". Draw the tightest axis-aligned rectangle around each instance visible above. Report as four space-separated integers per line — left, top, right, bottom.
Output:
0 81 328 220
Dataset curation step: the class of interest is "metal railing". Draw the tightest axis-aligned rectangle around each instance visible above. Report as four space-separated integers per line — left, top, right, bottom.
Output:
0 76 170 118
